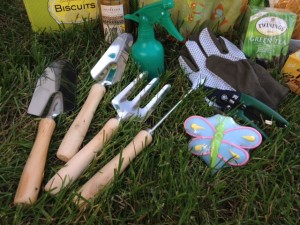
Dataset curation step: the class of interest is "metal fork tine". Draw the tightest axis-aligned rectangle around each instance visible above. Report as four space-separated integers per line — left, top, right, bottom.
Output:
112 72 170 121
131 77 159 107
113 72 146 102
137 84 171 118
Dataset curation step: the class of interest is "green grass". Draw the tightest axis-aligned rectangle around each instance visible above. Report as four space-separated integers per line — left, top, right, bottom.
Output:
1 1 300 224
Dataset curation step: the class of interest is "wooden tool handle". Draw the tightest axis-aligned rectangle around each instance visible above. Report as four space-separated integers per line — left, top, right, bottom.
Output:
56 83 106 162
14 118 56 205
74 130 153 207
45 118 120 195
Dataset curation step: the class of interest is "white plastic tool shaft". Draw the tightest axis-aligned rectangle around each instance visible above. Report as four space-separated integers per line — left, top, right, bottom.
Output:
14 118 56 205
45 118 120 194
56 83 106 162
74 130 153 207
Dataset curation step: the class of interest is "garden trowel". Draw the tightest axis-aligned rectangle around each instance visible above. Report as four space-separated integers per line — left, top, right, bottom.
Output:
14 60 77 205
56 33 133 162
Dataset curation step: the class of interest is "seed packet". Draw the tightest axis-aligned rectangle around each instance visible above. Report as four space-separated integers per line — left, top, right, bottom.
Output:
171 0 248 37
273 0 300 39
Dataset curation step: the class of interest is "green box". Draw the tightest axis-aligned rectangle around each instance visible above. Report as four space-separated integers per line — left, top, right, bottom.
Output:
23 0 99 32
240 6 297 61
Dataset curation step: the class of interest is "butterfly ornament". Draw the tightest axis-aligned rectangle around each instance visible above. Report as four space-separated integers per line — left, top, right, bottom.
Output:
184 114 262 173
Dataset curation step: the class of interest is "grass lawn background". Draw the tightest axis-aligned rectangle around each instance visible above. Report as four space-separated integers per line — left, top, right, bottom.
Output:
1 0 300 224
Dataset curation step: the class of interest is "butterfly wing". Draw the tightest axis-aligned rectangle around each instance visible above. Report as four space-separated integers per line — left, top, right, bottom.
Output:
217 141 250 167
189 137 212 156
189 137 250 172
223 126 262 149
184 115 216 138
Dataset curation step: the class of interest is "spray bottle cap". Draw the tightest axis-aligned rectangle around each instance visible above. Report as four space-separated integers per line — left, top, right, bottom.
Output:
125 0 184 42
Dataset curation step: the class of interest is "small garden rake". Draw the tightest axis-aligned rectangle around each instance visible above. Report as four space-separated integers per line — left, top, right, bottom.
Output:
45 72 171 194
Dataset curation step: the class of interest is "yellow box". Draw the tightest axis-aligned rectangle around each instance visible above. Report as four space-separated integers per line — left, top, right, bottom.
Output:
23 0 99 32
281 50 300 94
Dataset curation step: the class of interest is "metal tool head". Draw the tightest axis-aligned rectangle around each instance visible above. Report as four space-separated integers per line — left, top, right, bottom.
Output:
91 33 133 86
27 60 77 117
112 72 171 121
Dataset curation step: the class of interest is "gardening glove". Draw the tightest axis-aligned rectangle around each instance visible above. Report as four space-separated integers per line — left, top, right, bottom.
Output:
205 56 289 110
179 27 289 109
179 28 245 91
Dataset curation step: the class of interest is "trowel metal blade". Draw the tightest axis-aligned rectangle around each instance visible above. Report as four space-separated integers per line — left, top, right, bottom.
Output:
27 60 77 117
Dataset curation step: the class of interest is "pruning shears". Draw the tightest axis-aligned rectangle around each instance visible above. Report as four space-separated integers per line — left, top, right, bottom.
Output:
205 88 289 139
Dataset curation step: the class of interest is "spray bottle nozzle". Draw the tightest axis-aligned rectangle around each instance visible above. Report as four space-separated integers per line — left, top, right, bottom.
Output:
125 0 184 42
162 0 174 9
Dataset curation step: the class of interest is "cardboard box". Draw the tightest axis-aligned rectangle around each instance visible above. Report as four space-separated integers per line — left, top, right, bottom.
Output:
240 6 297 61
281 50 300 94
23 0 99 32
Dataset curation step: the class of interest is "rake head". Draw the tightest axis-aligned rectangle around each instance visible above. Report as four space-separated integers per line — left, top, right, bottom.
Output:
112 72 171 121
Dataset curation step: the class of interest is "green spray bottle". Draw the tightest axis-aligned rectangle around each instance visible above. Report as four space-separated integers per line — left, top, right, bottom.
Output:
125 0 184 80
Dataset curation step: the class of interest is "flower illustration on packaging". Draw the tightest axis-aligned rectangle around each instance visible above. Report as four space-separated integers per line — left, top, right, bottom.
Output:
185 1 205 22
211 4 228 26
